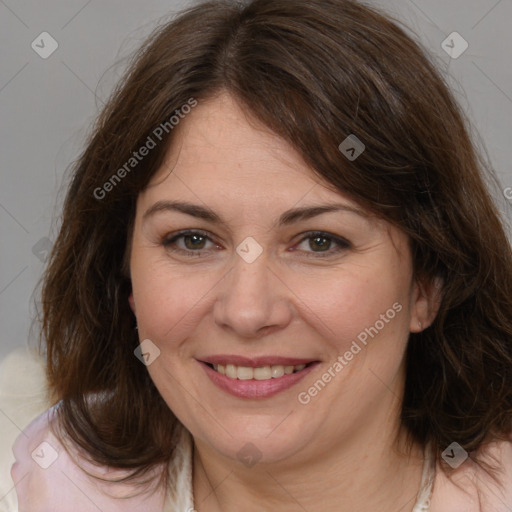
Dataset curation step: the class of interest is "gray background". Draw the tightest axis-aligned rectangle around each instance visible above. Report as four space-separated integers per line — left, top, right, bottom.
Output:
1 0 511 361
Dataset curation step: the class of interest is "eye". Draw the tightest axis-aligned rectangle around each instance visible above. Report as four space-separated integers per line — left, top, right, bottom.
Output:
294 231 350 257
162 230 221 255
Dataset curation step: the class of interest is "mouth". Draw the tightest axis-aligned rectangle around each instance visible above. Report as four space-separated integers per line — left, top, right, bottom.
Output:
204 361 314 380
197 356 320 399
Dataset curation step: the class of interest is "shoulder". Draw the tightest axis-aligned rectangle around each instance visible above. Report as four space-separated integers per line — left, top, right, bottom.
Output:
430 436 512 511
0 348 49 512
0 348 195 512
11 405 170 512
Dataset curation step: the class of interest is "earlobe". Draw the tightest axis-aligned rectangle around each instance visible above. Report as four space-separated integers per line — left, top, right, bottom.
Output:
128 292 136 314
409 277 443 332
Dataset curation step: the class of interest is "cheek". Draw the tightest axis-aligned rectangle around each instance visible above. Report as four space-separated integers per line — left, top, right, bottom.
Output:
130 255 218 345
290 261 411 354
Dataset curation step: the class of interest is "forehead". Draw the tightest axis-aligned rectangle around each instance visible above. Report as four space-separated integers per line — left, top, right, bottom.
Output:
142 93 359 211
133 93 409 257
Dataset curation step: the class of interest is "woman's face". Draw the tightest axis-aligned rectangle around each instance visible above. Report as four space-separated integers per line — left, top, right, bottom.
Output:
129 92 431 467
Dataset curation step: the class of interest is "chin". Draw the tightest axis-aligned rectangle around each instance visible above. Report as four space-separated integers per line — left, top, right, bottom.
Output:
195 413 316 466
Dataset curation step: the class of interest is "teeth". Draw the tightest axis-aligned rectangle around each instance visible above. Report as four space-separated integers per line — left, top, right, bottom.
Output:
212 363 307 380
226 364 237 379
254 366 272 380
237 366 253 380
271 365 285 378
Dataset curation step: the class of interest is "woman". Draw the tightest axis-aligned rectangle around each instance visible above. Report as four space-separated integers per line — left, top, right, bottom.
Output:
6 0 512 510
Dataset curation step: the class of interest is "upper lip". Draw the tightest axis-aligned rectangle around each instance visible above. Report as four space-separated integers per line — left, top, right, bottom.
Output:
199 355 318 367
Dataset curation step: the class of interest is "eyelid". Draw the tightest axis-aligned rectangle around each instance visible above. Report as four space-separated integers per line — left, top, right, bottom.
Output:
292 230 351 257
163 228 211 243
162 229 221 248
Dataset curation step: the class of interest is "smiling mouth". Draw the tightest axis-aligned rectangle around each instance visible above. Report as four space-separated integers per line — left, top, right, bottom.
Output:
204 362 315 381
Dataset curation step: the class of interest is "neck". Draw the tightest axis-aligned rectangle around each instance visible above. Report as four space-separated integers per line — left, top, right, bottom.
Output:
192 417 425 512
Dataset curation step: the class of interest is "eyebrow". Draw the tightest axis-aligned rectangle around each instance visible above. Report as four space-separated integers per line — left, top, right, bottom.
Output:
142 200 368 226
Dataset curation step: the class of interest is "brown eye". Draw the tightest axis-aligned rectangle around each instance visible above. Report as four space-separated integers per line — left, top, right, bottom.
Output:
295 231 351 258
183 234 207 250
162 230 221 256
309 235 331 252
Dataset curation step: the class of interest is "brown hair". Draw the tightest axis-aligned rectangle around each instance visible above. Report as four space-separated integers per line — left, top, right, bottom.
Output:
40 0 512 486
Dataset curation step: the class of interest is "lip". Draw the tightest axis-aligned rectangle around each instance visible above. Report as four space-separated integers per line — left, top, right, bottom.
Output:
199 355 316 367
198 359 320 399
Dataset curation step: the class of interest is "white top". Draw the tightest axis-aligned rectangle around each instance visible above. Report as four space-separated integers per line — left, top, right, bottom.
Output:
2 348 511 511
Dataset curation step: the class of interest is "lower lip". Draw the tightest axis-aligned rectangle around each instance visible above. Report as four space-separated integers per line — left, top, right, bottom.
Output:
199 361 319 399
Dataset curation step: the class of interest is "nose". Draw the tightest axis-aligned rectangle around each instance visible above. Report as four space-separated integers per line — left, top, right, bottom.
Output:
213 253 293 338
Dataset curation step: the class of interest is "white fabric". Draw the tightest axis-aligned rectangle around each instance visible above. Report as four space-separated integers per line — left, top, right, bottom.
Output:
0 347 434 511
3 347 512 511
413 442 436 511
0 348 50 512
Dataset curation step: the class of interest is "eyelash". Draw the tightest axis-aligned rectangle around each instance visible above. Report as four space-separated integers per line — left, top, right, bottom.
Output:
161 229 351 258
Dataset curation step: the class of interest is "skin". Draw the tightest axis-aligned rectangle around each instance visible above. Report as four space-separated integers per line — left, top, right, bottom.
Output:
128 92 440 512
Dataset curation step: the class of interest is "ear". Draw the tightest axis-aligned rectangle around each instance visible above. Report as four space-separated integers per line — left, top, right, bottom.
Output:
409 276 443 333
128 292 136 314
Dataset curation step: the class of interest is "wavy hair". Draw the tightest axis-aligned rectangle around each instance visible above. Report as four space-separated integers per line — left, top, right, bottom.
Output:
40 0 512 485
